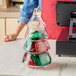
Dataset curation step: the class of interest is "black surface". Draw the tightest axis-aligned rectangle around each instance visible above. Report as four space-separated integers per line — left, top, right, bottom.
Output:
56 1 76 27
56 41 76 55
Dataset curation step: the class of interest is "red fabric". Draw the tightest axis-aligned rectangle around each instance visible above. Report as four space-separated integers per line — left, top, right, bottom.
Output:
41 0 75 41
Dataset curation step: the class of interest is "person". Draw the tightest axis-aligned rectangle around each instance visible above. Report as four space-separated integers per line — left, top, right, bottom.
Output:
4 0 40 42
4 0 76 42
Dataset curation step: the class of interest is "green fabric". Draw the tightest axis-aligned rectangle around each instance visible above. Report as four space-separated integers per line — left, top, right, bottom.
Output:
31 54 37 65
38 52 51 66
31 54 41 66
31 53 51 66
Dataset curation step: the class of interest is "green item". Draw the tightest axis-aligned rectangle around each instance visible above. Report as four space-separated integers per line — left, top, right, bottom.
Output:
31 31 42 40
36 54 41 65
30 31 46 40
24 40 32 51
30 52 51 66
38 52 51 66
31 54 41 66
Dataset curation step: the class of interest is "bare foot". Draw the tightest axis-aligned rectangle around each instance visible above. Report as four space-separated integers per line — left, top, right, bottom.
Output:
3 34 18 42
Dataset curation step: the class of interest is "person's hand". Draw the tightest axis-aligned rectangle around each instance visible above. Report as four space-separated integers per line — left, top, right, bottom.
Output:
3 22 26 42
3 34 18 42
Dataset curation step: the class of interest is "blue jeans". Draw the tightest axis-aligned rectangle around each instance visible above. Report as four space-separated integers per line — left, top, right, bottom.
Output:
18 0 41 24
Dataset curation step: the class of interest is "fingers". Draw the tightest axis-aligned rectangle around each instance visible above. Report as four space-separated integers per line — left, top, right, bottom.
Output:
3 35 9 42
3 35 16 42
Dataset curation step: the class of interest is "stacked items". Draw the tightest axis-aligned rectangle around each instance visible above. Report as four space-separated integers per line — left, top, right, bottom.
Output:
22 9 52 67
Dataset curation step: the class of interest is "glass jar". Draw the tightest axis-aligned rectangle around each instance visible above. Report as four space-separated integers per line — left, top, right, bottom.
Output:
22 8 52 68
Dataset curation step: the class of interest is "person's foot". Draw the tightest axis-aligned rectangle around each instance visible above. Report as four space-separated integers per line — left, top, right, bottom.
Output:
3 34 18 42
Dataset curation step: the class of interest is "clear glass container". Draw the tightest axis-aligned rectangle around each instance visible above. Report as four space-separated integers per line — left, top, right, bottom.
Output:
22 8 52 68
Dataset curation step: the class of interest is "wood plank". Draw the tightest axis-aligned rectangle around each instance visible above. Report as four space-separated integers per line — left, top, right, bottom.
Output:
0 7 20 18
0 18 5 45
6 18 18 35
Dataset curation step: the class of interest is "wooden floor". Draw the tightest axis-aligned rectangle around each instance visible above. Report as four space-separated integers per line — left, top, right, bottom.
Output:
0 39 76 76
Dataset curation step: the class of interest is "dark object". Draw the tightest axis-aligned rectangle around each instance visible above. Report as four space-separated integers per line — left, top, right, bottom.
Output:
56 1 76 56
56 41 76 56
56 1 76 27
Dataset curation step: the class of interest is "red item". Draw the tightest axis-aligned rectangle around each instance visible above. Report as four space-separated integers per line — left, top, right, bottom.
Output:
24 53 35 65
30 42 35 52
41 0 76 41
35 39 50 53
28 57 35 65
